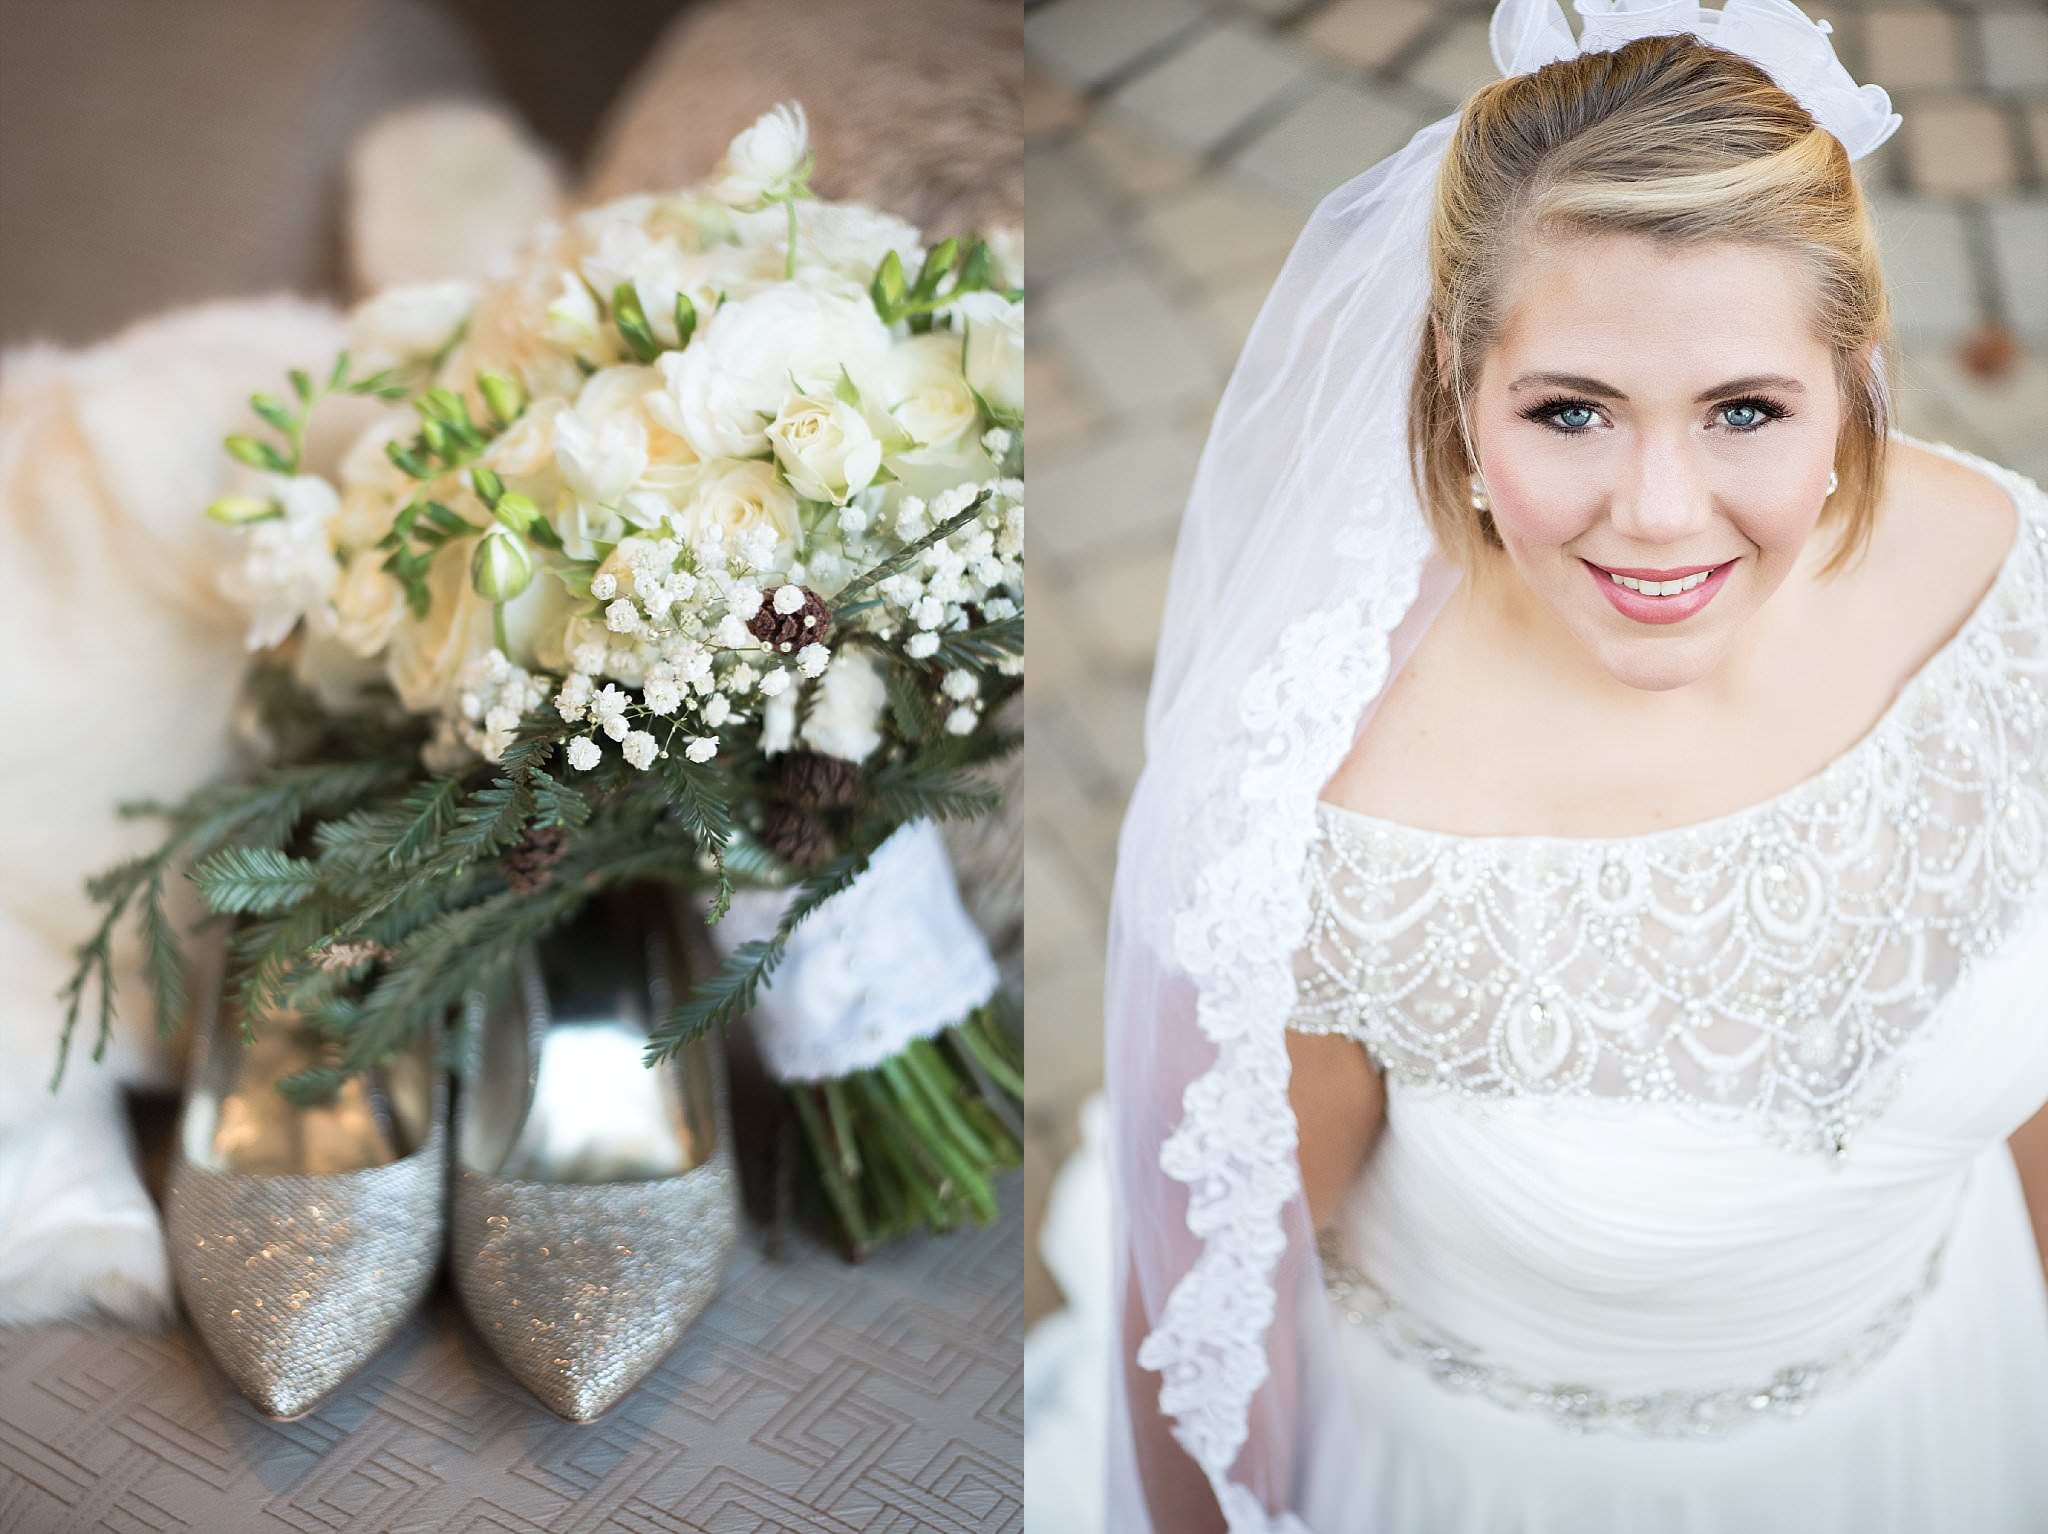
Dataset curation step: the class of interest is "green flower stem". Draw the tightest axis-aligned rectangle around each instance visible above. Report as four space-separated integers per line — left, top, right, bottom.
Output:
952 1016 1023 1098
821 1078 861 1179
860 1101 953 1231
856 1069 995 1223
493 602 510 657
896 1043 994 1163
792 1085 870 1254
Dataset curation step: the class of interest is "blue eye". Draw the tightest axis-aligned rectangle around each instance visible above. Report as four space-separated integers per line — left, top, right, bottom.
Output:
1554 404 1596 431
1721 403 1764 430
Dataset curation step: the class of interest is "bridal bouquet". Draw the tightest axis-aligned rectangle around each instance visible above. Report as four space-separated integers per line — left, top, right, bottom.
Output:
60 103 1024 1256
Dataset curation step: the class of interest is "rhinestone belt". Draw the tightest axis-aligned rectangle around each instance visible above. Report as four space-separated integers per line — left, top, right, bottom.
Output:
1318 1224 1952 1438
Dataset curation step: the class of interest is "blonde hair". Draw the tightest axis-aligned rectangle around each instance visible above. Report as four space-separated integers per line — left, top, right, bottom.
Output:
1409 33 1893 579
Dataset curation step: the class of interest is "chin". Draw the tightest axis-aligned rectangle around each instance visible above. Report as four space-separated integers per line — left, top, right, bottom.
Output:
1586 630 1724 692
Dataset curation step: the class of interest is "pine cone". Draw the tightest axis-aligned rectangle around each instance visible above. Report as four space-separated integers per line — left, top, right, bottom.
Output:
747 585 833 653
501 824 568 894
761 802 835 870
777 749 865 810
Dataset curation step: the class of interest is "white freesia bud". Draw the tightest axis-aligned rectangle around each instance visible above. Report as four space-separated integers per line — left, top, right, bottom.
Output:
544 272 604 350
712 101 810 210
767 394 882 505
218 474 341 651
471 528 535 602
957 292 1024 418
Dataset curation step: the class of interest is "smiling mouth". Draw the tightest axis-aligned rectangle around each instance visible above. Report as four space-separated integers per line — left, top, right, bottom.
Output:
1586 560 1733 596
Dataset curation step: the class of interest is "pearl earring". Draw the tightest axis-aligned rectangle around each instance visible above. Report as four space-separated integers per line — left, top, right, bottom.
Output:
1826 468 1839 497
1469 472 1490 513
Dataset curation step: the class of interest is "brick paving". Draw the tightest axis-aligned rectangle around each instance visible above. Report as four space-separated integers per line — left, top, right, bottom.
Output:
1024 0 2048 1325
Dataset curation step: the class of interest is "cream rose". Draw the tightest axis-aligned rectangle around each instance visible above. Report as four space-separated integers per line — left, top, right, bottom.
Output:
767 394 881 504
674 459 801 567
330 551 404 657
957 292 1024 419
880 332 981 467
648 280 890 461
554 365 653 506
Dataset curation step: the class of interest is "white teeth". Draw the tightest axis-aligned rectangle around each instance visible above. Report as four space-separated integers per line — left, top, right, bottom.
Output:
1608 567 1714 596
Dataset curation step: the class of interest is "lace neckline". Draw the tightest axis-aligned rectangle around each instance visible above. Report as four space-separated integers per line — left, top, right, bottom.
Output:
1316 441 2039 853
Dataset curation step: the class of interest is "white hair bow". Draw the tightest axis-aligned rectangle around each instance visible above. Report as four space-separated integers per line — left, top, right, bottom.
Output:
1489 0 1903 161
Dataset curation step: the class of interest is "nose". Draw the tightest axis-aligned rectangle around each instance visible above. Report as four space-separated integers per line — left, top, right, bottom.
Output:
1607 433 1715 544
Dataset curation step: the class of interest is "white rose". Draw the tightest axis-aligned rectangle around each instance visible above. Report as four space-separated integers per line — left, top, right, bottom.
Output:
217 474 340 651
648 281 889 461
879 332 981 467
675 459 801 569
957 292 1024 419
712 101 810 210
349 279 475 360
554 365 653 505
799 648 887 763
767 394 881 504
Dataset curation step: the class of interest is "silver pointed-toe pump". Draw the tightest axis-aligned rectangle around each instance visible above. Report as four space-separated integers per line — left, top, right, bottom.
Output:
165 958 446 1421
450 890 740 1423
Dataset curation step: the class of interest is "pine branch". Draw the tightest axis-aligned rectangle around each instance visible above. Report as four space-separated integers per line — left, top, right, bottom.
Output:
190 847 321 914
832 490 991 605
864 761 1003 823
139 874 187 1037
659 758 733 851
925 615 1023 671
390 777 463 864
644 838 881 1063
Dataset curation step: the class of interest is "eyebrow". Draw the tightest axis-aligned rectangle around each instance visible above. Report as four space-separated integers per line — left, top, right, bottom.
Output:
1506 371 1808 402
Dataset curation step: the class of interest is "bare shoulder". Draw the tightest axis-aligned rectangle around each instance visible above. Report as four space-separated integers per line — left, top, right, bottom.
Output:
1855 437 2021 670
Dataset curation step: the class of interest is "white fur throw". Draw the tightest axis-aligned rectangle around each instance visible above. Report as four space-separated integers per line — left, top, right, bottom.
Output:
0 297 354 1324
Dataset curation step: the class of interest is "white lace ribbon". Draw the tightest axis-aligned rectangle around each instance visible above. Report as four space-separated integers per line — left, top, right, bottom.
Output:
695 818 999 1082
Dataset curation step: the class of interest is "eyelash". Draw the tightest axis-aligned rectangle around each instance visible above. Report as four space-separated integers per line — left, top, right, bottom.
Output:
1517 394 1795 436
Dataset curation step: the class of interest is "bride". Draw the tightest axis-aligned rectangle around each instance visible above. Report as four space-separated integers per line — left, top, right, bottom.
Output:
1079 2 2048 1531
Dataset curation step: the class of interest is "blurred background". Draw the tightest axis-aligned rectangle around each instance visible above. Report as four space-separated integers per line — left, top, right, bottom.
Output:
0 0 675 344
1022 0 2048 1324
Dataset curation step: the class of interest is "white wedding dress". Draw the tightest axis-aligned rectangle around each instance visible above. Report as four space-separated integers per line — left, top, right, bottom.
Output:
1028 442 2048 1534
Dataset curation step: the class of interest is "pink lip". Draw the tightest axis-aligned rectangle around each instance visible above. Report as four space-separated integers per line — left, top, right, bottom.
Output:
1584 558 1735 625
1589 562 1725 579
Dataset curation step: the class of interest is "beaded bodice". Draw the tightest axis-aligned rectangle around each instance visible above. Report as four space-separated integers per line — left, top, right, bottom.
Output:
1290 468 2048 1157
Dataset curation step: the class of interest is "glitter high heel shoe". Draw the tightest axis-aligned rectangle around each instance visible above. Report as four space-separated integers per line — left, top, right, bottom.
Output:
450 890 740 1423
165 957 447 1421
